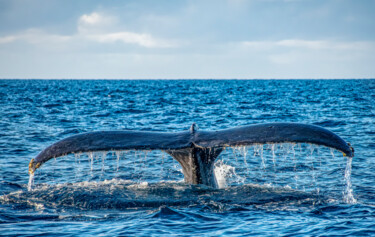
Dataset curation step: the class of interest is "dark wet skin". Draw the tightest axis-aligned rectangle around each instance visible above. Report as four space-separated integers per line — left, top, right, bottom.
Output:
29 123 354 188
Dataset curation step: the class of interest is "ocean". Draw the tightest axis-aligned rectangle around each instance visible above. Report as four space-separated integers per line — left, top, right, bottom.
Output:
0 79 374 236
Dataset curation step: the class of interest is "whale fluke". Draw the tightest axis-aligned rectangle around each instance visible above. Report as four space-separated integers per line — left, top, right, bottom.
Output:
195 123 353 154
28 123 354 187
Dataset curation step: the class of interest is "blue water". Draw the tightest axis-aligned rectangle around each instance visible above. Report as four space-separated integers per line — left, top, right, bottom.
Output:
0 79 374 236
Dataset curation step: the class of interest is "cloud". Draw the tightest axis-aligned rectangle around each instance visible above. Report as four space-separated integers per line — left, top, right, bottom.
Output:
89 32 171 48
0 29 71 45
239 39 375 66
241 39 375 51
276 39 329 49
1 1 374 79
0 36 17 44
75 12 176 48
76 12 177 48
77 12 116 34
79 12 106 25
0 12 176 48
275 39 374 50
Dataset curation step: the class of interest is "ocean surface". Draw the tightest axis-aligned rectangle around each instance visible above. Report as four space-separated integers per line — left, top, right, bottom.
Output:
0 79 374 236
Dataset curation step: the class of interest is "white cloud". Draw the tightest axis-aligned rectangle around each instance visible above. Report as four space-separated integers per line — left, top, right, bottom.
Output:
77 12 176 48
0 12 176 48
0 29 71 45
79 12 104 25
276 39 328 49
90 32 169 48
239 39 375 67
0 36 17 44
77 12 116 34
242 39 375 51
275 39 374 51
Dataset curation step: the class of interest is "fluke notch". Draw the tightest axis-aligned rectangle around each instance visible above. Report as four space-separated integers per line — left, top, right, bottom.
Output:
29 123 354 188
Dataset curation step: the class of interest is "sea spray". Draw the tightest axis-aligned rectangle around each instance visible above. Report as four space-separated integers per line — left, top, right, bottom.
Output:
26 143 356 203
214 159 244 188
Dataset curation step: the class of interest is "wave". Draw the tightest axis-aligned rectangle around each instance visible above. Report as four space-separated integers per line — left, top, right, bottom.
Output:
1 179 329 212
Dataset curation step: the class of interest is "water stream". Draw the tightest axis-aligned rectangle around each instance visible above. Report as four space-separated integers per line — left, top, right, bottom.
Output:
26 143 355 203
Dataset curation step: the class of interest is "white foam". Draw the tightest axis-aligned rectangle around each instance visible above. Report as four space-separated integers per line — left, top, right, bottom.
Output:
214 159 244 188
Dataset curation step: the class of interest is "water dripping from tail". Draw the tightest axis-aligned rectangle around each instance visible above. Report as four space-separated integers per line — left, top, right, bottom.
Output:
115 151 121 172
28 173 34 191
100 152 107 180
344 157 356 204
88 152 94 177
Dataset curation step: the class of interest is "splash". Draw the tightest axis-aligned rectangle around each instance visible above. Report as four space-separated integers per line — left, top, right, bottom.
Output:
214 159 245 188
216 143 355 202
214 160 232 188
26 145 356 203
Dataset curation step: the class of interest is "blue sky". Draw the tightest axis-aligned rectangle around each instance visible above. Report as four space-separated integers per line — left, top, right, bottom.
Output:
0 0 374 79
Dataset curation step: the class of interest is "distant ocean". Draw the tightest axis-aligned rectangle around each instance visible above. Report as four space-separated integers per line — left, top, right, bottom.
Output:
1 79 374 236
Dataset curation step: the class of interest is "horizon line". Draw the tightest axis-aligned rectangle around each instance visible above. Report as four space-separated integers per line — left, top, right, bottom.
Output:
1 78 374 80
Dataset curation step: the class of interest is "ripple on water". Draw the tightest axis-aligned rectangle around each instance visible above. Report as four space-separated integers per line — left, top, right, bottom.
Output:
0 79 374 236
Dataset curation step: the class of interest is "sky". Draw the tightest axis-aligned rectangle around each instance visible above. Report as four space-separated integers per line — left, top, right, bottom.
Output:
0 0 374 79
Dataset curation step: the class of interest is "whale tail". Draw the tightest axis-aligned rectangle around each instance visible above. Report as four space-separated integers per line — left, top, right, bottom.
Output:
28 123 354 187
